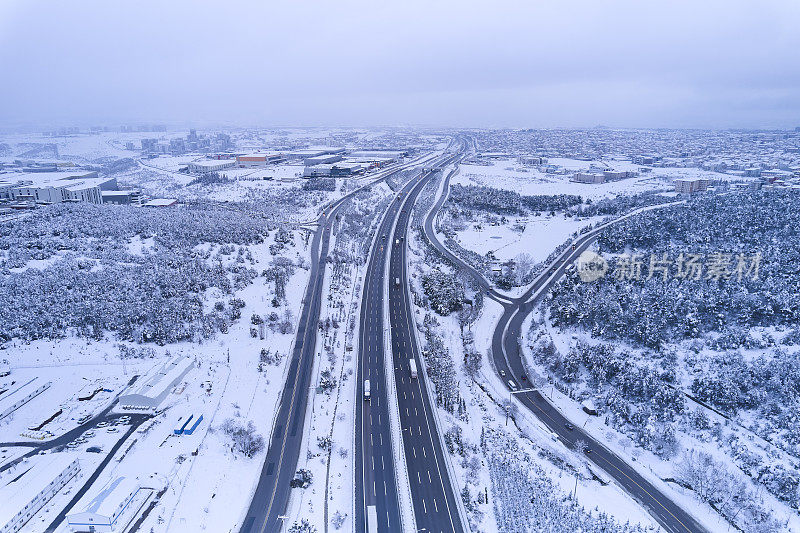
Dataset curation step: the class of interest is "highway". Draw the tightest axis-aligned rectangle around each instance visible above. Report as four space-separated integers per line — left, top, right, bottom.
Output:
354 170 431 532
240 157 433 533
354 149 465 533
387 160 465 532
420 145 708 533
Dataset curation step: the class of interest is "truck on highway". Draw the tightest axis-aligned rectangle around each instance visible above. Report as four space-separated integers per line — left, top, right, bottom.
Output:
367 505 378 533
409 359 418 379
394 277 400 287
364 379 371 401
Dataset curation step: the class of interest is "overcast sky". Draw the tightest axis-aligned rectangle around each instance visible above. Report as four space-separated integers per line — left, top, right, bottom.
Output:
1 0 799 129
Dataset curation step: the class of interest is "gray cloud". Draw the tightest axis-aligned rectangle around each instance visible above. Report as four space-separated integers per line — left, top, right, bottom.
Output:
1 0 799 129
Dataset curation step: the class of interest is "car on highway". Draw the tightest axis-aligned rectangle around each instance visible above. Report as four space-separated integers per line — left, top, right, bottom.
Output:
499 369 506 378
584 447 592 454
521 373 527 382
564 422 574 431
394 277 400 287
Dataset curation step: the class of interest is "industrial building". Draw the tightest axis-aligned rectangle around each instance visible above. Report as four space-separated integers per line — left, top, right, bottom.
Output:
572 172 606 184
236 153 283 167
101 190 143 206
66 477 144 533
0 378 51 421
517 155 547 166
304 154 343 166
142 198 177 207
303 161 365 177
674 177 710 194
187 159 236 174
0 455 80 533
118 356 193 411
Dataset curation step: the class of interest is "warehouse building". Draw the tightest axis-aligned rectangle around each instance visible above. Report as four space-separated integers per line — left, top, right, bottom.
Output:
0 455 80 533
236 153 283 167
305 154 343 166
187 159 236 174
118 356 193 411
0 378 51 421
66 477 144 533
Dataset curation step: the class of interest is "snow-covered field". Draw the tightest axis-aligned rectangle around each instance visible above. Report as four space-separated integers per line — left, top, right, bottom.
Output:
0 225 312 533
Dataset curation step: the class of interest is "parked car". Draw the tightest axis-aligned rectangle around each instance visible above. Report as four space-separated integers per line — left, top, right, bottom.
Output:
107 427 119 433
86 446 102 453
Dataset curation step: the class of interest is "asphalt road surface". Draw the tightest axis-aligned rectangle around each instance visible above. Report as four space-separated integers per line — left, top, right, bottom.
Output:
354 169 434 533
241 158 431 533
387 162 465 533
421 148 708 533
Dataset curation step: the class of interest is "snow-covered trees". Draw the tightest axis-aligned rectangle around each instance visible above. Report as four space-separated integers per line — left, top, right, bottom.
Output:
0 202 274 345
676 450 785 532
550 190 800 349
448 184 581 216
421 270 464 316
485 429 651 533
220 419 265 458
421 313 461 414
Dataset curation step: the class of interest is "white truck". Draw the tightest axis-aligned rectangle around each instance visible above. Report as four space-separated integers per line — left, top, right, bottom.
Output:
367 505 378 533
364 379 371 401
409 359 418 379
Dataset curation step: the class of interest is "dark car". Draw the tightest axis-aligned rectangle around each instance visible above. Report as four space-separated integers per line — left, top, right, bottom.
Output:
87 446 103 453
564 423 574 431
521 373 527 382
584 447 592 454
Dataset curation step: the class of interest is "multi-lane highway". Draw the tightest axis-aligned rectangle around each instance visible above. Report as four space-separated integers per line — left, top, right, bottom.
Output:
353 171 428 533
354 147 466 533
388 163 465 533
420 148 707 533
240 157 433 533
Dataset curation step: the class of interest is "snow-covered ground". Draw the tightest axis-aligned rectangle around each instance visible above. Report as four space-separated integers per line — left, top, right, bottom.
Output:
1 227 312 533
404 196 662 531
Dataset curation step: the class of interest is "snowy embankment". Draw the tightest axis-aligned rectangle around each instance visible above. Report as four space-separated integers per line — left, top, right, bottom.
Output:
403 183 662 531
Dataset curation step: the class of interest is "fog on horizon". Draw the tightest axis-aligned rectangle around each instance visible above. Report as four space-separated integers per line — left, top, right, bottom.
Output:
1 0 799 130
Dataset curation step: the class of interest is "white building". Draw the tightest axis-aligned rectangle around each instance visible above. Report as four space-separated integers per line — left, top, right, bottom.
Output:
0 378 51 421
9 172 116 205
187 159 236 174
304 154 343 166
118 356 193 411
67 477 142 532
572 172 606 184
0 455 80 533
